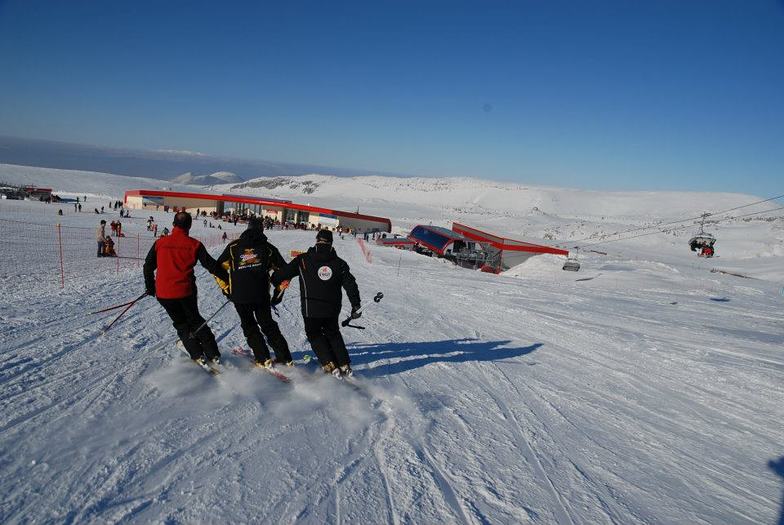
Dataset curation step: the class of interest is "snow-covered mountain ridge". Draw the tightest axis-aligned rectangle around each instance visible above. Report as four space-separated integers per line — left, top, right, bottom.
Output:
226 173 761 220
171 171 243 186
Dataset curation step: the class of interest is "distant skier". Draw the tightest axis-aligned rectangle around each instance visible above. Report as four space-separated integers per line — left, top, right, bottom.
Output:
215 217 293 368
96 219 107 257
143 212 228 366
272 229 361 377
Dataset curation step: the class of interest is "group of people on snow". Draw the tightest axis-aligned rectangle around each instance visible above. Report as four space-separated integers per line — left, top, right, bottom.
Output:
96 220 118 257
142 212 362 378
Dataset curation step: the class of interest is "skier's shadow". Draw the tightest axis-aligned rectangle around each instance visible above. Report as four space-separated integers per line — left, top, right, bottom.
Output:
770 457 784 525
348 338 542 378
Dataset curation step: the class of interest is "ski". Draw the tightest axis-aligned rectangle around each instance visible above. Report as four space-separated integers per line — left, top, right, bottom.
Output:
177 341 221 376
231 347 291 383
338 375 366 395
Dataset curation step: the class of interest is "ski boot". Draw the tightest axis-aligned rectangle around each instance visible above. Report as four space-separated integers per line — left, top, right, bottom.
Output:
209 355 221 366
255 358 274 369
339 364 353 378
274 357 295 367
322 361 338 375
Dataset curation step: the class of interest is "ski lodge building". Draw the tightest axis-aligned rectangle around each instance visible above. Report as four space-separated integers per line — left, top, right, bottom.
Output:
123 189 391 233
406 222 568 271
23 186 53 201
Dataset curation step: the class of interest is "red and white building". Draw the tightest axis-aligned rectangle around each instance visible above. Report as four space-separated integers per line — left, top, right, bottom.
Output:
451 222 568 270
123 189 391 233
404 222 568 272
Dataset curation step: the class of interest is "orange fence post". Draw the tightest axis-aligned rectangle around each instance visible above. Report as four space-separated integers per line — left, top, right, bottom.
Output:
56 223 65 288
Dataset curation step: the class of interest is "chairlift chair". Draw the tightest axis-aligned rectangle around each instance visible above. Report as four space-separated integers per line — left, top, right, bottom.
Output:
688 213 717 257
562 247 581 272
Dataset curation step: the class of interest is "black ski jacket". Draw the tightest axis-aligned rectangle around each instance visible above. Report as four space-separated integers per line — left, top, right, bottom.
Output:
272 245 360 318
216 229 286 304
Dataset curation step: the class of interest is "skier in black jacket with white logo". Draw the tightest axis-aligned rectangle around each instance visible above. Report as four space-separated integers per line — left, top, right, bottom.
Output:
272 229 361 377
216 217 293 367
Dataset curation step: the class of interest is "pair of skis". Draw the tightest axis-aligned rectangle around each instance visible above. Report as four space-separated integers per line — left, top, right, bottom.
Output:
179 342 364 394
231 347 291 383
177 341 221 375
231 347 364 392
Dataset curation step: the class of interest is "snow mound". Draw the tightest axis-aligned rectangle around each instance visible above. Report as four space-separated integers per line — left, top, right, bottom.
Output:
503 253 567 278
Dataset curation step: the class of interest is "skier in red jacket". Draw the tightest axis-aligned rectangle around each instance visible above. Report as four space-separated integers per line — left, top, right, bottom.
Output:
143 212 228 365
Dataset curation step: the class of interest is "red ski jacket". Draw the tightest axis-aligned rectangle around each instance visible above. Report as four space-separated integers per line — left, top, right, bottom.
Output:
143 226 223 299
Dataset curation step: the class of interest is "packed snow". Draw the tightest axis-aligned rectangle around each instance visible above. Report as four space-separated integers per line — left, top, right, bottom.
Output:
1 164 783 524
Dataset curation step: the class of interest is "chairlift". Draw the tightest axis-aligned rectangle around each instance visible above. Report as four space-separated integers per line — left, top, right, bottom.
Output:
562 247 581 272
688 213 716 258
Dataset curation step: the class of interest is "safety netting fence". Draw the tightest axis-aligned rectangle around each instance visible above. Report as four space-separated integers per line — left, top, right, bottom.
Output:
0 218 238 291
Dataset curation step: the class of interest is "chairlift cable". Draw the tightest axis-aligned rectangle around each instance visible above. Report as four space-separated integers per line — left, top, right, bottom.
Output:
568 192 784 244
579 205 784 248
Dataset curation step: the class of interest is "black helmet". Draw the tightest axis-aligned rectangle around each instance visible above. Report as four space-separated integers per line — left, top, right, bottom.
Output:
316 229 333 244
173 211 192 230
247 217 264 231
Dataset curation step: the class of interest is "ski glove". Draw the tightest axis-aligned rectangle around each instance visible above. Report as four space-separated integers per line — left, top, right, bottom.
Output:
270 284 286 306
350 305 362 319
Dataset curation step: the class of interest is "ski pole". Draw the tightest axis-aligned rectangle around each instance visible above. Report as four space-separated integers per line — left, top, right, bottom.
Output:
341 291 383 329
91 292 147 315
190 299 231 338
102 293 149 333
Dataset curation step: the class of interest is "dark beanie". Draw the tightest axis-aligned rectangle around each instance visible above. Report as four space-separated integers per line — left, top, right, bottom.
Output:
247 217 263 231
316 229 333 244
173 211 192 230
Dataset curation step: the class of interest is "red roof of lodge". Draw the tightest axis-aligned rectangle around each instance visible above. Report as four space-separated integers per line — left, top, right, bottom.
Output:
451 222 568 256
124 189 391 227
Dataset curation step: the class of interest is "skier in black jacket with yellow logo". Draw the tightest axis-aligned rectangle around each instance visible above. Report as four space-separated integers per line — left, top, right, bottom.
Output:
272 229 361 377
216 217 293 368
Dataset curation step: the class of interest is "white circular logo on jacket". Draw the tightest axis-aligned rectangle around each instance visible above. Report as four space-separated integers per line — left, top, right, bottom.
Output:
318 266 333 281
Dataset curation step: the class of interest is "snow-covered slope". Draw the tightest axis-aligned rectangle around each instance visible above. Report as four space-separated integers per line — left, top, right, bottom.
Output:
229 174 761 220
1 163 781 281
226 173 784 281
0 163 200 199
1 165 783 524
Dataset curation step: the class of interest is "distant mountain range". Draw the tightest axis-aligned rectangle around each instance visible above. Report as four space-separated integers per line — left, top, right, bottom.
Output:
171 171 244 185
0 136 404 182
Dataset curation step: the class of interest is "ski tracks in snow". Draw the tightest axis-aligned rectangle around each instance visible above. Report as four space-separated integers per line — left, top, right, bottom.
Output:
476 364 576 525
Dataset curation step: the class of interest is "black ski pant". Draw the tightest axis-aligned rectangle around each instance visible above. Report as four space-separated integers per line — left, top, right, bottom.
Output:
235 302 291 363
304 316 350 368
158 295 220 360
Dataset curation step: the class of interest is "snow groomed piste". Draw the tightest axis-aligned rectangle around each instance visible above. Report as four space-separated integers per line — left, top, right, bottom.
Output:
1 168 783 524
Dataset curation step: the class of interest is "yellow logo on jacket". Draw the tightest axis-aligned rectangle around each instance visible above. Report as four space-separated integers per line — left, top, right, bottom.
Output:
239 248 260 266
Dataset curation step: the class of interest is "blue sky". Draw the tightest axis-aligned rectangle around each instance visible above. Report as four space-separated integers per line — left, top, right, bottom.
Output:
0 0 782 194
